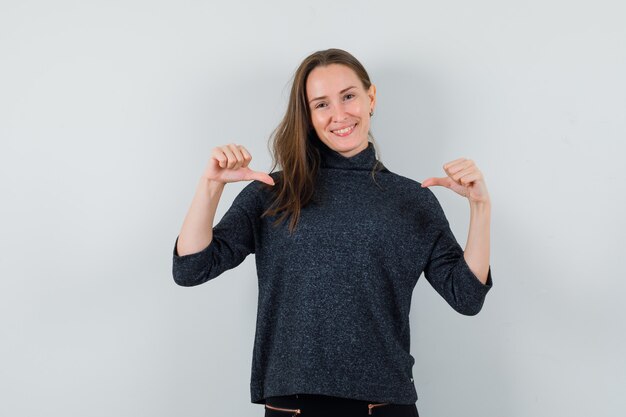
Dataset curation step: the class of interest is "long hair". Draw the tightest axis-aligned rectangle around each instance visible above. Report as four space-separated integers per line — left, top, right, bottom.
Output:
261 48 383 234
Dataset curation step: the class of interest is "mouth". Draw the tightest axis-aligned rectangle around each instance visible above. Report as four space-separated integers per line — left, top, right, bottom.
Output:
331 123 357 137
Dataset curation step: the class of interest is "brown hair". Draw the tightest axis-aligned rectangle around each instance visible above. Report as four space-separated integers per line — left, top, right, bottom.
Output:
261 48 384 234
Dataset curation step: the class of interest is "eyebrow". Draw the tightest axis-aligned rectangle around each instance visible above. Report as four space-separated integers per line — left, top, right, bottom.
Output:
308 86 357 104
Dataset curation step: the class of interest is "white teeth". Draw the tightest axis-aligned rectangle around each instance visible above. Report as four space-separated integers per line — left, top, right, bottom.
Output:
333 125 355 135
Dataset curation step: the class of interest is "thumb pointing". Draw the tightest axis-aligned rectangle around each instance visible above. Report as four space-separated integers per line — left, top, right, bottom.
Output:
421 177 449 188
249 170 275 186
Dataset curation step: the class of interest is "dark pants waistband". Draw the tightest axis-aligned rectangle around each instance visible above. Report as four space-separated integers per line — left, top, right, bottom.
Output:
264 393 419 417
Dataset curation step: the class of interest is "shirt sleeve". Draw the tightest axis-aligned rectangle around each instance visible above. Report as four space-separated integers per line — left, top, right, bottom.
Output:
171 181 261 287
422 192 493 316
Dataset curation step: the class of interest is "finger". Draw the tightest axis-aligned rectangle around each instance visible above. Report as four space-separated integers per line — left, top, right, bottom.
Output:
443 157 467 171
421 177 450 188
227 143 245 169
249 170 275 186
239 146 253 168
211 148 228 168
458 171 483 186
451 166 478 184
445 159 474 176
220 145 238 169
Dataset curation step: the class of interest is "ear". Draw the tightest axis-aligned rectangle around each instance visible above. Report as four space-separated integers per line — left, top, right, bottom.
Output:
368 84 377 111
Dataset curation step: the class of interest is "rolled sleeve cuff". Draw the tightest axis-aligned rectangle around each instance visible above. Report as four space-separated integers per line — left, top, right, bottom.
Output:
172 236 215 286
454 258 493 315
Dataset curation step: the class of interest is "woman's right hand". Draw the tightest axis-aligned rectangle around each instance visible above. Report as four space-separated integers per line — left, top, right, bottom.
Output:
202 143 275 186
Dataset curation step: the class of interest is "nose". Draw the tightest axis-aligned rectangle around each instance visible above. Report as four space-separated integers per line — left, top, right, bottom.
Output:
331 104 348 123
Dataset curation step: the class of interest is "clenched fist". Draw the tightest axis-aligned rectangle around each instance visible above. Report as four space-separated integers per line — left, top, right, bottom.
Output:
421 158 490 204
203 143 275 186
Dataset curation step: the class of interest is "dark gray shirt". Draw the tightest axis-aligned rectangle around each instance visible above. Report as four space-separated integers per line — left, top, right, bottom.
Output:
172 141 493 404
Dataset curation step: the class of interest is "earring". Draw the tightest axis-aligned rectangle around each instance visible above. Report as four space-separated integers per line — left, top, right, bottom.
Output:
369 110 374 117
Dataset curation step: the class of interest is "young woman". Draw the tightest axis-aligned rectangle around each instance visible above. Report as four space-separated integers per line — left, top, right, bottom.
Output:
173 48 493 417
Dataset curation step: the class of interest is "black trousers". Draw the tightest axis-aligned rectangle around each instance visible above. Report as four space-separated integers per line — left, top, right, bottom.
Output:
264 393 419 417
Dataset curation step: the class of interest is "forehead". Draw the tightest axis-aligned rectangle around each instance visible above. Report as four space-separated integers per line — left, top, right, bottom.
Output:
306 64 362 98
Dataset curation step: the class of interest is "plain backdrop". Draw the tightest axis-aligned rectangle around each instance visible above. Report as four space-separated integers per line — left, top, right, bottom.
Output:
1 1 624 416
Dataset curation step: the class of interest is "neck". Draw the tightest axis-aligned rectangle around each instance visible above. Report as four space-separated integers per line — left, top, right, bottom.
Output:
316 140 387 172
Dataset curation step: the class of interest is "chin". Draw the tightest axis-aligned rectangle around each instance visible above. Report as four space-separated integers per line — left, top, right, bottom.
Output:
324 136 368 156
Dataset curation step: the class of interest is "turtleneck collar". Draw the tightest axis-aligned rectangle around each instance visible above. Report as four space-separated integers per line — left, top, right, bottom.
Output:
318 141 387 172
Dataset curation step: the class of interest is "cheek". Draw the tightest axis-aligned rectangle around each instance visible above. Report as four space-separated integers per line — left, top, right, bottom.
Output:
347 100 365 115
311 113 327 131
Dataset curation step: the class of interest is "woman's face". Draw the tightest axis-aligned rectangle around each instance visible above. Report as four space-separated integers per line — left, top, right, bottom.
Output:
306 64 376 158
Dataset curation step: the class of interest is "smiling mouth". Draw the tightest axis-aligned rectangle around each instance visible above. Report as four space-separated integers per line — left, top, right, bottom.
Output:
332 124 357 137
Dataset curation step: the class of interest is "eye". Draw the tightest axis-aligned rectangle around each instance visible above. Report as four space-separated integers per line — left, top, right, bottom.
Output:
344 93 355 100
314 102 327 109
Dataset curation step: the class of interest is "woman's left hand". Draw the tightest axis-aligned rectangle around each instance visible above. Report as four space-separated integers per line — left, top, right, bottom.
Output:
421 158 490 204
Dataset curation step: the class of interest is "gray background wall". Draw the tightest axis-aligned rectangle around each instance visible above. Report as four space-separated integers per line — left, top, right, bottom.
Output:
1 1 624 416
